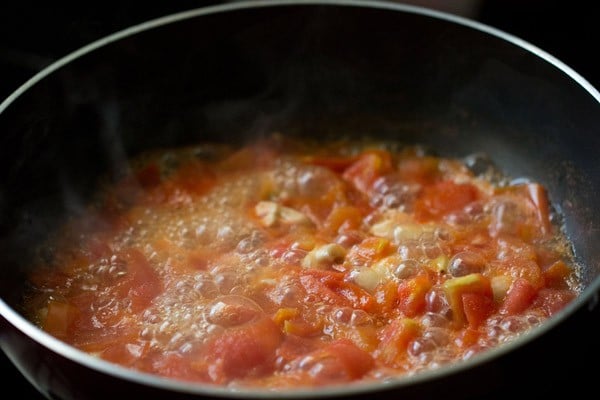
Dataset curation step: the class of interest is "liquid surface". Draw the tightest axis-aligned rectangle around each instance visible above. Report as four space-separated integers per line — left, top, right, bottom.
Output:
24 135 581 389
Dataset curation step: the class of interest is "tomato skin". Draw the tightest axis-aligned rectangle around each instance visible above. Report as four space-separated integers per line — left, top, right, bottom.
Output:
172 160 216 195
346 237 393 267
42 300 80 340
397 156 440 183
120 249 163 313
286 339 375 383
150 352 206 382
456 328 480 348
342 150 393 193
376 318 420 366
444 273 493 326
204 317 283 382
534 288 576 316
301 269 376 312
324 206 364 236
321 339 374 380
462 292 494 328
397 274 432 318
414 180 479 221
543 260 574 289
500 278 538 315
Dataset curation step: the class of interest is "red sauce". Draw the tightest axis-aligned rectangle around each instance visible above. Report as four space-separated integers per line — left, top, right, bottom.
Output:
24 136 581 388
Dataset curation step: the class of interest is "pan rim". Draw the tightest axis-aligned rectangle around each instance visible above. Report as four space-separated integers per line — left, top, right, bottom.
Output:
1 0 599 398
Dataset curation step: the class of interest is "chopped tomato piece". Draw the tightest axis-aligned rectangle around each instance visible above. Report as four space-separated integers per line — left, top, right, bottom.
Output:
287 339 374 383
170 160 216 196
500 278 538 315
320 339 374 379
374 280 399 314
456 327 480 348
203 317 282 382
346 237 393 266
396 156 439 184
376 318 420 366
543 260 574 289
151 352 206 382
120 249 162 313
283 318 323 337
443 273 493 325
42 300 80 339
462 292 494 328
397 274 433 318
534 288 576 316
300 269 376 311
414 180 479 221
342 150 392 193
324 206 364 236
523 183 552 235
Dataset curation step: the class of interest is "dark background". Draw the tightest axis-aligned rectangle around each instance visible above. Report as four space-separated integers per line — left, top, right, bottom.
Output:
0 1 598 399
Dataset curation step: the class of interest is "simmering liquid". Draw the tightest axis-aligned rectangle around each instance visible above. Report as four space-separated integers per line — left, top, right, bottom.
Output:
24 135 581 388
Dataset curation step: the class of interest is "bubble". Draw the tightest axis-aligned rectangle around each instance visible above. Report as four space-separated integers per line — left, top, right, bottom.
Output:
250 249 271 267
421 312 450 328
298 166 338 198
179 341 194 355
108 254 128 279
434 227 451 241
447 251 487 277
287 353 349 382
445 201 486 226
500 316 528 333
175 280 194 294
422 327 450 346
281 248 307 265
217 225 236 245
486 197 531 237
206 295 264 328
349 309 372 326
236 230 264 254
398 240 420 261
370 175 420 210
140 326 154 340
211 265 242 294
195 224 210 242
425 286 451 316
418 232 443 260
168 332 184 347
332 307 354 324
80 283 98 291
268 278 304 306
193 273 220 298
393 259 420 280
305 294 319 303
397 233 443 263
142 309 161 324
408 337 436 361
335 231 366 248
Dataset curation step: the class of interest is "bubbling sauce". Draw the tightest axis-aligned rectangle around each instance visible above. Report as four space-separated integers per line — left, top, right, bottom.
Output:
24 135 581 389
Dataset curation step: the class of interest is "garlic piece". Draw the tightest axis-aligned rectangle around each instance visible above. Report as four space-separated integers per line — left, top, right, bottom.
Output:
302 243 346 269
255 201 312 227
